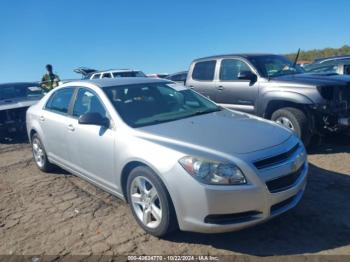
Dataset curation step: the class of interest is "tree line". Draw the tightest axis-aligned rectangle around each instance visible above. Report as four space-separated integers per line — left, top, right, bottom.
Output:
285 45 350 62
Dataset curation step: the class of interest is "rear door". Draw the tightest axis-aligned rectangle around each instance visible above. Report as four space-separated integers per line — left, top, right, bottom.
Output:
215 58 259 113
188 60 218 101
40 88 75 166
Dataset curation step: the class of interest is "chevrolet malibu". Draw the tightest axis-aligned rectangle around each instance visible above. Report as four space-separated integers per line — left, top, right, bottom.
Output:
26 78 308 237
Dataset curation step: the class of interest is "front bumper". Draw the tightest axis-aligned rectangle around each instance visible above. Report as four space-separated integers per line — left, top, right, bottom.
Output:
0 121 26 134
165 138 308 233
309 104 350 133
0 107 28 134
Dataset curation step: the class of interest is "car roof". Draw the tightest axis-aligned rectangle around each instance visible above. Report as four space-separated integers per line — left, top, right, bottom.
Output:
67 77 172 88
192 53 278 62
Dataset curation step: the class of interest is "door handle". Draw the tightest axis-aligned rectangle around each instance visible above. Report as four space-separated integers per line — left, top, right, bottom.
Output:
67 124 75 132
39 116 45 122
217 86 224 91
188 85 194 89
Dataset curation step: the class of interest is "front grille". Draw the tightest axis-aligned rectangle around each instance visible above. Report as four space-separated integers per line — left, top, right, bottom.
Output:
266 164 304 193
253 143 299 169
270 195 296 215
204 211 261 225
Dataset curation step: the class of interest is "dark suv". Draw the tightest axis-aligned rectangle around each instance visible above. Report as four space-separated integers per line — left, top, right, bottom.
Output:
186 54 350 145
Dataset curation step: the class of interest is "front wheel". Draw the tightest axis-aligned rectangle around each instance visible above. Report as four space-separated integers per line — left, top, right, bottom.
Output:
271 107 312 146
127 166 178 237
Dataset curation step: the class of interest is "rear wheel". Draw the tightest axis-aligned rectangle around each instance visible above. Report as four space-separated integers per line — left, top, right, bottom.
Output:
271 107 312 146
31 133 54 172
127 166 178 237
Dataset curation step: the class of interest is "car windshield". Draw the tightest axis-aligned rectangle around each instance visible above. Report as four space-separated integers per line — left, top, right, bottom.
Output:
103 83 221 127
113 71 146 78
305 64 339 74
0 83 43 100
247 55 304 78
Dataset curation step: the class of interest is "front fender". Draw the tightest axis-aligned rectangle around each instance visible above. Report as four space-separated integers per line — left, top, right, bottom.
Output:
257 91 314 117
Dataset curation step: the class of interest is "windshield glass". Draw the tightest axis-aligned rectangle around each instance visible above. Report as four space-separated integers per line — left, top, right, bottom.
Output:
0 83 43 100
103 83 221 127
306 64 339 74
247 55 304 78
113 71 146 78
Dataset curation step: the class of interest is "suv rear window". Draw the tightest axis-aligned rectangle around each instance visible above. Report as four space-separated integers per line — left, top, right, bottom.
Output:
113 71 146 78
192 60 216 81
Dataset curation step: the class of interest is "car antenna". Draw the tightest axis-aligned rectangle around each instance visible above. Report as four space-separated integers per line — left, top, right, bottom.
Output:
293 48 301 68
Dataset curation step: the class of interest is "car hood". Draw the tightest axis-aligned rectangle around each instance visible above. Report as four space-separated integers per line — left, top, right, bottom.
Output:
271 73 350 87
136 109 292 155
0 97 41 111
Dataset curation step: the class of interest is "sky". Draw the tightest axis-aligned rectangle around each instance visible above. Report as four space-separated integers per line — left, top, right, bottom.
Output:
1 0 350 82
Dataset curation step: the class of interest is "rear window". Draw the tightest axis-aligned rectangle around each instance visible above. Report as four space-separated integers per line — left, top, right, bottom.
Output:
192 60 216 81
170 73 187 81
113 71 146 78
0 84 43 100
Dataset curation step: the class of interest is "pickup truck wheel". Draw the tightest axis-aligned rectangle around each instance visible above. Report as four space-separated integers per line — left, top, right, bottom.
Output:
271 107 312 146
31 134 54 172
127 166 178 237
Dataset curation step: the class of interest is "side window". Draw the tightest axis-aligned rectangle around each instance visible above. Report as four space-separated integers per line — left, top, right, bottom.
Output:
73 88 107 118
102 73 112 78
45 88 74 114
344 65 350 75
192 60 216 81
220 59 252 81
92 74 101 79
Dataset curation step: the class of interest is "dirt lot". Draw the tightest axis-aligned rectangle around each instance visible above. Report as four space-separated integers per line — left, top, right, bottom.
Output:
0 135 349 256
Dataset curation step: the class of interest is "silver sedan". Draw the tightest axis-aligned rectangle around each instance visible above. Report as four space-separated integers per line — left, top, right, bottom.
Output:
26 78 308 237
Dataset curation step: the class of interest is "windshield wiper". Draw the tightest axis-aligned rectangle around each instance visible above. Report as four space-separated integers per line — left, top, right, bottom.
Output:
191 107 222 116
134 108 222 127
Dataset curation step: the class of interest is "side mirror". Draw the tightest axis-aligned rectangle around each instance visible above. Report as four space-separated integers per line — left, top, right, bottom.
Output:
237 71 257 82
78 112 109 127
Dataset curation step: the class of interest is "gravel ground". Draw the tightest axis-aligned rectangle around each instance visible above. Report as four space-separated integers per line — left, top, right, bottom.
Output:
0 135 349 256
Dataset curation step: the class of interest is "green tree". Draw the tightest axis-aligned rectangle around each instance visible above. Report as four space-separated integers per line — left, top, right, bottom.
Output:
285 45 350 62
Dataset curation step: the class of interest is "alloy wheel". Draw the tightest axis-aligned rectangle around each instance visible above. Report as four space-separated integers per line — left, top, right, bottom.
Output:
130 176 162 228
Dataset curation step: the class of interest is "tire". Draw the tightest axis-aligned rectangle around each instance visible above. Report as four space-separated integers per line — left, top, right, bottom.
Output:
31 133 54 172
127 166 178 237
271 107 312 146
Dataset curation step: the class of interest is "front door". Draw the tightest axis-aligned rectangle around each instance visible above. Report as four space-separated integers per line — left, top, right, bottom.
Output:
66 88 116 191
215 58 259 113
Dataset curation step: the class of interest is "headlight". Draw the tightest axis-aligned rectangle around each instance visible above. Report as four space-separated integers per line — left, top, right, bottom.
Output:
178 156 246 185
